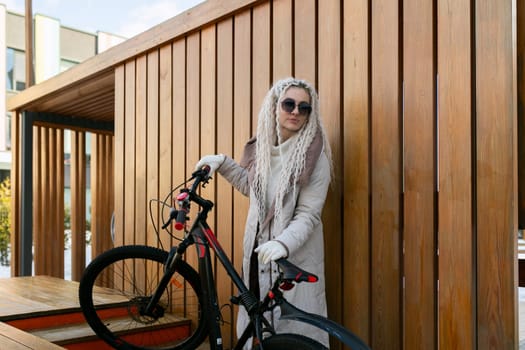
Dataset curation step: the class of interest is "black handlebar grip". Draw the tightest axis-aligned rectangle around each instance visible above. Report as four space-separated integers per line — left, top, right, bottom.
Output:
174 209 187 231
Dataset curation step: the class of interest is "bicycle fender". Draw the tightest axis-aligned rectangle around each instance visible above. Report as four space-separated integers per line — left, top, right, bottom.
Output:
279 301 371 350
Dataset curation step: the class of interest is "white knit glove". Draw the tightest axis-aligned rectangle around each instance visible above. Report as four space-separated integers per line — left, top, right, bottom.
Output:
254 241 287 264
194 154 225 177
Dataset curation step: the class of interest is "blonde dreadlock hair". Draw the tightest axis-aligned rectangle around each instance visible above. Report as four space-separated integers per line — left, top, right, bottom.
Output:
252 77 333 225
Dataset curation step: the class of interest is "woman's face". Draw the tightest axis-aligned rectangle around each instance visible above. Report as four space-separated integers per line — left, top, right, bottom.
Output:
277 87 311 143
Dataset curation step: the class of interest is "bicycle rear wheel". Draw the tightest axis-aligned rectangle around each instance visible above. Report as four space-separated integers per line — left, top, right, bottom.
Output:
78 245 208 350
261 334 327 349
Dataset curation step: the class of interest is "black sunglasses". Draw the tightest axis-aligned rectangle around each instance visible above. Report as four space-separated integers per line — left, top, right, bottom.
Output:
280 98 312 116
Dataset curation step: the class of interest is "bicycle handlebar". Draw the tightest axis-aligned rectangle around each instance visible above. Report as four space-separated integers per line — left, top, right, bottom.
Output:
162 165 213 231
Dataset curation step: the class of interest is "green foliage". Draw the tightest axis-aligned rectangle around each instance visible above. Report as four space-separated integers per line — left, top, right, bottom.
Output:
0 177 10 266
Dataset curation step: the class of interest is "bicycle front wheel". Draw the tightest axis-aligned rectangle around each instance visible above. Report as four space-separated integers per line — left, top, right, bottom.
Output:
78 245 208 350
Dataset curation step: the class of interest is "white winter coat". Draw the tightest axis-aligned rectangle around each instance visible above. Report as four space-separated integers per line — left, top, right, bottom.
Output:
217 131 331 348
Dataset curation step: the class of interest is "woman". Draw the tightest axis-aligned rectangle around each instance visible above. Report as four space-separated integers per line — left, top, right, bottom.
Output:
195 77 332 348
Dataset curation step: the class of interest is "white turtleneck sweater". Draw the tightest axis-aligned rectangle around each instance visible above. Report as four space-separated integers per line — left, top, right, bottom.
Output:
266 135 297 212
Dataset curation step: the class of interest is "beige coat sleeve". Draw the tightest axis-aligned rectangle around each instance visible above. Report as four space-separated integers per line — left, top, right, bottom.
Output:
217 156 250 196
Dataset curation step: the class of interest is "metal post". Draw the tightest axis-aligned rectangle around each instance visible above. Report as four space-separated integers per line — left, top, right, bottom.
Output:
20 111 33 276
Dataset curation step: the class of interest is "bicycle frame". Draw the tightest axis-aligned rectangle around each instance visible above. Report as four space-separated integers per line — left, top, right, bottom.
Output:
146 171 371 350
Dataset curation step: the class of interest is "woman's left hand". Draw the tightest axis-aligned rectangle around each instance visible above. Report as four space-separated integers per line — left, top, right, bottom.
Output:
254 241 287 264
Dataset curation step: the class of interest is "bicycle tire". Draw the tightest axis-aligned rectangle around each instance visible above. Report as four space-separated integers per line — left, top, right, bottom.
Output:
261 334 327 349
79 245 208 350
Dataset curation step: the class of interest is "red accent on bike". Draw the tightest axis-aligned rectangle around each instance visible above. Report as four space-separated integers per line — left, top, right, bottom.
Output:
174 222 184 230
279 281 294 290
268 291 275 299
195 236 206 258
295 272 302 281
176 192 189 201
307 275 318 283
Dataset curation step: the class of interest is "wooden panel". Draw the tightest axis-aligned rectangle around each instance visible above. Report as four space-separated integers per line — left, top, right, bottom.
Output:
91 134 114 259
216 18 235 345
10 111 21 276
124 60 136 246
56 129 65 278
294 0 316 84
200 22 221 342
371 0 401 348
172 40 186 246
135 55 147 247
233 9 251 282
437 0 473 348
146 50 160 250
252 3 271 136
318 1 343 348
519 0 525 229
403 0 436 349
186 33 200 271
475 0 516 348
70 131 86 281
113 65 125 248
342 0 370 343
33 126 43 275
159 44 173 251
273 0 292 80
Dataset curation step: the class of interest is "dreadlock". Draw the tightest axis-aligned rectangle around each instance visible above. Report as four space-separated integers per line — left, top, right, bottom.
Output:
252 77 333 225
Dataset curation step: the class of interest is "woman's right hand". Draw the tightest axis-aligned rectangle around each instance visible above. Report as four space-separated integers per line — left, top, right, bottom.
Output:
194 154 225 177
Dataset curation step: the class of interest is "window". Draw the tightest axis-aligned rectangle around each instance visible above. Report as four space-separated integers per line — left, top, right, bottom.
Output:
6 48 26 92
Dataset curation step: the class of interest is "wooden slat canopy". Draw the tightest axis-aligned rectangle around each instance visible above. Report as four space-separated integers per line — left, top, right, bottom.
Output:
7 0 261 121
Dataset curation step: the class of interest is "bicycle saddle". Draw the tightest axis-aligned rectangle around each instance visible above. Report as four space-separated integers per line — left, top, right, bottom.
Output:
275 259 318 283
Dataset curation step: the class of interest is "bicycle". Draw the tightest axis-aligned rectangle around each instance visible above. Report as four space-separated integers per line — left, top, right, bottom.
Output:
78 166 371 350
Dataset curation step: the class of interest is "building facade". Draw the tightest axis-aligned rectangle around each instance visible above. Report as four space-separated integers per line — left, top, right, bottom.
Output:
0 4 124 181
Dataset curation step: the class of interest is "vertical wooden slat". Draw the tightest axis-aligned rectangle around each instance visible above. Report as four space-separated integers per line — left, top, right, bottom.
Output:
124 60 136 246
201 22 221 342
343 0 370 343
216 18 235 344
318 1 343 349
159 44 173 251
186 33 200 272
56 128 65 278
147 50 160 250
273 0 292 80
33 126 42 275
91 134 99 256
172 39 186 233
71 131 86 281
114 65 125 249
49 128 58 276
135 55 147 248
10 112 21 276
294 0 316 84
233 8 251 285
371 0 401 348
437 0 473 348
252 3 271 136
36 126 49 275
475 0 517 348
518 0 525 229
403 0 436 349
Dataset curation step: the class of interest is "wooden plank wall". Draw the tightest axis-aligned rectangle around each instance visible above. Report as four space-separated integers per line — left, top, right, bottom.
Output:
3 0 516 349
110 0 517 349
